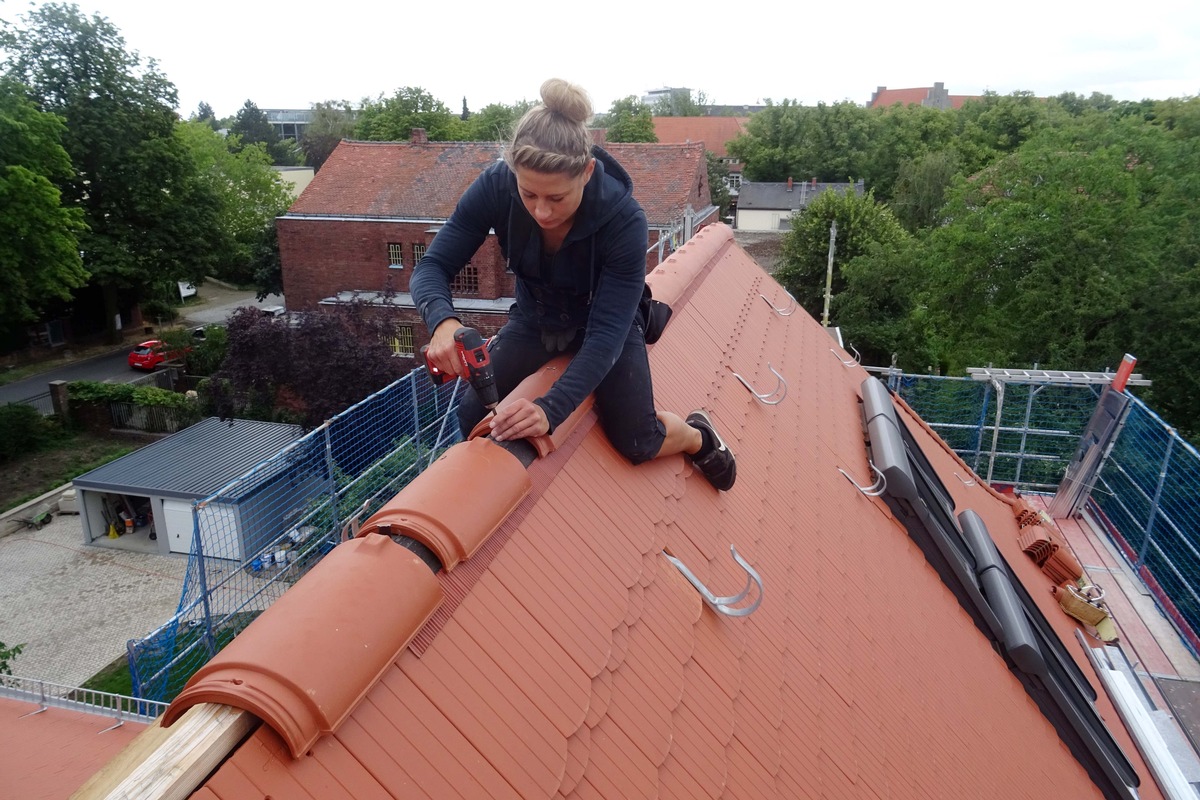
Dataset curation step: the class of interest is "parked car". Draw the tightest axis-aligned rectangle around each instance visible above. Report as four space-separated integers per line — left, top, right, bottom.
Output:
128 339 189 371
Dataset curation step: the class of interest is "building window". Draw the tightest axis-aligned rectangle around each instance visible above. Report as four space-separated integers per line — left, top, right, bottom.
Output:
412 243 426 265
450 265 480 296
388 243 404 268
390 325 415 356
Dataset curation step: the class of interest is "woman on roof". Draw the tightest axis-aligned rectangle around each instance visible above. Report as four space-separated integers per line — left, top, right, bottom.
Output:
411 78 735 491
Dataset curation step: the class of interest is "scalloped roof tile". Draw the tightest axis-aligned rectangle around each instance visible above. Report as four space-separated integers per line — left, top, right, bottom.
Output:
175 223 1165 799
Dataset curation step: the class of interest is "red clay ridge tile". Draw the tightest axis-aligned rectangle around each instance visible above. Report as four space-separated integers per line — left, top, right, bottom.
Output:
646 223 734 308
161 534 442 757
465 356 594 458
358 437 531 570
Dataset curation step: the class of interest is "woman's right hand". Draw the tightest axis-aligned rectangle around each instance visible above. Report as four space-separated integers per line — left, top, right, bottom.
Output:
426 318 465 379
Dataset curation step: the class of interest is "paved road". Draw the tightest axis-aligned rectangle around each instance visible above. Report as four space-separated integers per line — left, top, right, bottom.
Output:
0 287 283 406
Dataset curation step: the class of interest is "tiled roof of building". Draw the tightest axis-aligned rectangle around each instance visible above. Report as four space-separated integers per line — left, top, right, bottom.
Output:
737 179 864 211
0 695 147 798
128 224 1163 799
651 116 749 158
870 85 979 110
286 140 709 228
870 87 934 107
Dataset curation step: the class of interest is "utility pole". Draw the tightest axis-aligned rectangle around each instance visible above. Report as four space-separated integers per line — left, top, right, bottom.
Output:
821 219 838 328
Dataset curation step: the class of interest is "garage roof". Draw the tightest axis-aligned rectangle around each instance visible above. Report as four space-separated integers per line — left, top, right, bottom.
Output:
72 417 303 501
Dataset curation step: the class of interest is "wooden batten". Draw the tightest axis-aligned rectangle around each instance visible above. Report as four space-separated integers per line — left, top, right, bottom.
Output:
72 703 257 800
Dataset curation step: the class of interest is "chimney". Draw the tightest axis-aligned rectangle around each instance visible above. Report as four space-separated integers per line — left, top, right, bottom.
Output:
811 177 817 187
411 128 428 144
786 177 793 192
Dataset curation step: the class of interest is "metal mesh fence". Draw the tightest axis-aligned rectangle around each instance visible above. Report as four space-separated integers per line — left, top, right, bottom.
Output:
1092 397 1200 651
127 368 464 705
875 369 1104 491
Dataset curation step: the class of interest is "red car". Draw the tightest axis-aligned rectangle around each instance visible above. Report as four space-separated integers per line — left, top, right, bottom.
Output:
128 340 188 370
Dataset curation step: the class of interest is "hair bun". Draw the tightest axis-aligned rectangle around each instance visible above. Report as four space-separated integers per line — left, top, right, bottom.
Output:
540 78 592 125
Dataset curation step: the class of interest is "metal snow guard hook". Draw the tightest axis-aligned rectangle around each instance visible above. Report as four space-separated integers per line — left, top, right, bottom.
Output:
830 344 861 367
759 291 797 316
731 363 787 405
839 462 887 497
665 544 764 617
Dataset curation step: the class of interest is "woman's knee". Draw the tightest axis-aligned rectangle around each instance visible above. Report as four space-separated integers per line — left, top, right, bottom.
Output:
605 421 665 465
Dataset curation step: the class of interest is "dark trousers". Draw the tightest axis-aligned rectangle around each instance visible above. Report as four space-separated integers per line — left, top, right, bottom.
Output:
456 316 666 464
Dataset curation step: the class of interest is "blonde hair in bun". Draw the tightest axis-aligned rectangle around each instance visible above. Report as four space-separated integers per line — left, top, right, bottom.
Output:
505 78 594 176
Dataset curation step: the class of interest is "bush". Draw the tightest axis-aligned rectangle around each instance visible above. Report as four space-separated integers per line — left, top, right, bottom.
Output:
0 404 63 462
69 381 190 408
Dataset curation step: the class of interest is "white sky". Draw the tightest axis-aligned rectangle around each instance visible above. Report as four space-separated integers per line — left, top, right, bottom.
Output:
5 0 1199 119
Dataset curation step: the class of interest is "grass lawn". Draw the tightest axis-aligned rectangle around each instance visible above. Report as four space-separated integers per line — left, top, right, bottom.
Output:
0 433 141 513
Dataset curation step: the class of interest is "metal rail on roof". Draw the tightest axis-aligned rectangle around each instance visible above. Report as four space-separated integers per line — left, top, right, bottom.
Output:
967 367 1152 386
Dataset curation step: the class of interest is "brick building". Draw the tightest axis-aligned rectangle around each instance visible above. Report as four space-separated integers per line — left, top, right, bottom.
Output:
278 134 717 366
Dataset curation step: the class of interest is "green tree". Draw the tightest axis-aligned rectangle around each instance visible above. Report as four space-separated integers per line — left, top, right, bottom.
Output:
864 103 958 202
229 100 300 165
203 304 405 429
774 187 908 323
705 151 732 219
1 3 217 341
464 100 534 141
604 96 657 143
0 640 24 676
250 220 283 301
354 87 467 141
889 149 960 232
903 117 1173 375
193 101 219 130
0 77 88 333
652 88 708 116
953 91 1050 173
300 100 356 170
727 100 873 184
175 121 292 284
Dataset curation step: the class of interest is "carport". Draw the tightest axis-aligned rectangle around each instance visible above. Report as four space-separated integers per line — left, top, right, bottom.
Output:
72 418 303 558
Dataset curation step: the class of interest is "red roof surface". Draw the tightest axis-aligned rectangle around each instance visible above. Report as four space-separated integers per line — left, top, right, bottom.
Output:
870 87 934 107
0 695 147 799
153 225 1163 799
287 140 709 227
652 117 749 158
870 87 978 110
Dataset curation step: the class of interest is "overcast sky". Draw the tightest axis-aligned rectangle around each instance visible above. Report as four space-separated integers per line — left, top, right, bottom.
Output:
5 0 1198 118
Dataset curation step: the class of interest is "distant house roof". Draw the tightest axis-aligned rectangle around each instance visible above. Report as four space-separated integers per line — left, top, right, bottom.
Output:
285 140 712 228
94 224 1167 800
72 417 302 501
652 116 749 159
869 83 977 110
737 178 865 211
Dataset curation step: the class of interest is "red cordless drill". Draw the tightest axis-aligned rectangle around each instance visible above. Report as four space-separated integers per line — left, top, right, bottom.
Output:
420 327 498 410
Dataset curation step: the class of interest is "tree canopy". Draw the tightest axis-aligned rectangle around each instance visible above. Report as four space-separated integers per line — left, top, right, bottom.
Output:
300 100 357 170
203 305 406 428
355 87 467 142
1 2 211 340
773 97 1200 435
0 77 87 332
229 100 302 165
603 96 657 143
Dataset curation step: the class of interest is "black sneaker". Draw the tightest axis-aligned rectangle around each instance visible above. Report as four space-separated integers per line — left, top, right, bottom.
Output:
686 409 737 491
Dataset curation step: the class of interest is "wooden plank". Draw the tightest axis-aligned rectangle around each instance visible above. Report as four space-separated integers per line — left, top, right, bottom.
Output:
71 704 258 800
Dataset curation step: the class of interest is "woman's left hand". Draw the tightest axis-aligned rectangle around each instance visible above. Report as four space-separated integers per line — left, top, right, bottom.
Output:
490 398 550 442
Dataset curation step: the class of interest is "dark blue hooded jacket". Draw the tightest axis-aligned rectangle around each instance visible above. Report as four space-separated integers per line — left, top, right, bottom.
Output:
411 146 649 432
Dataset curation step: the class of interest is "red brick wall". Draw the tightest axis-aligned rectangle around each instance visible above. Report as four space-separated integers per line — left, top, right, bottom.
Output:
279 219 513 311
